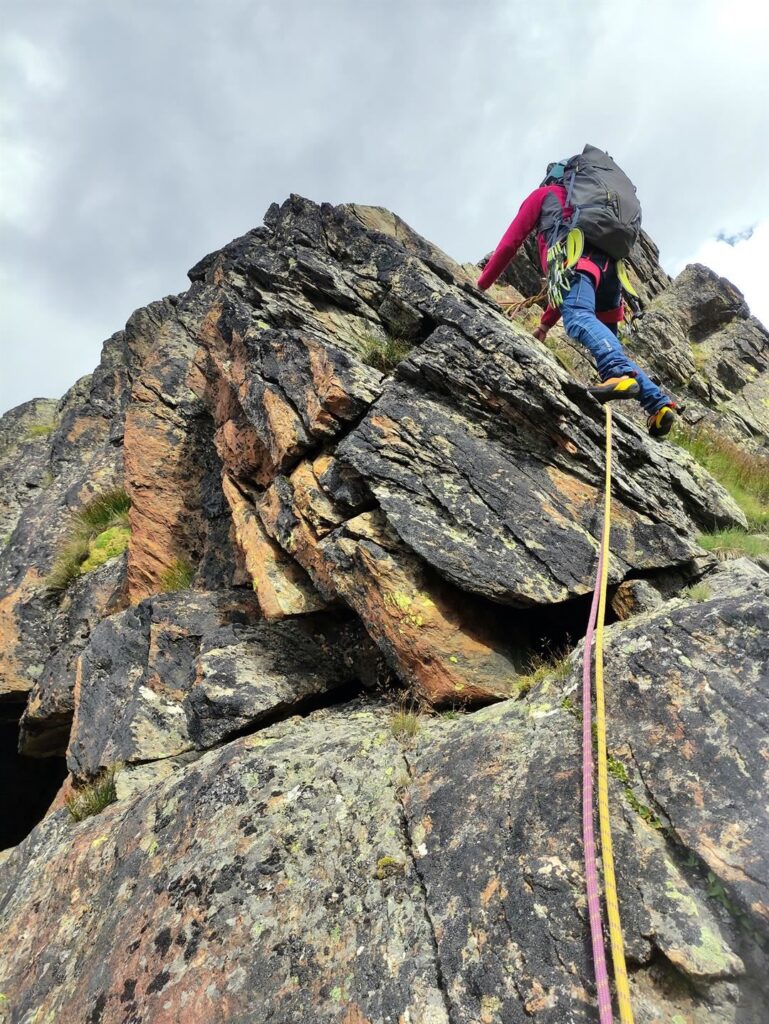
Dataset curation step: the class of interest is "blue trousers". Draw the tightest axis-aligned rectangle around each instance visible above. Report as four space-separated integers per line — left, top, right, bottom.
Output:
561 270 670 414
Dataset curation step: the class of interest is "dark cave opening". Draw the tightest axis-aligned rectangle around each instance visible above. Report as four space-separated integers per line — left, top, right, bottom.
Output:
417 557 621 679
0 707 68 851
511 586 621 662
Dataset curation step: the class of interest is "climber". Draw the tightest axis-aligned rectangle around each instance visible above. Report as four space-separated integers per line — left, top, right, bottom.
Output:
477 151 678 438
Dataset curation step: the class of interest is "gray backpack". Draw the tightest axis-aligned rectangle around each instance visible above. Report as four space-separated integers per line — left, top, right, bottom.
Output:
554 144 642 259
539 145 642 306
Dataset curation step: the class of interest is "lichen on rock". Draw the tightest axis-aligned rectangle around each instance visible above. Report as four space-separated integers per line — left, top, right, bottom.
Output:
1 194 768 1022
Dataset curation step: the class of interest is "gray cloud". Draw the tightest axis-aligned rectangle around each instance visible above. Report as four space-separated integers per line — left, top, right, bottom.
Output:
716 225 755 246
2 0 769 413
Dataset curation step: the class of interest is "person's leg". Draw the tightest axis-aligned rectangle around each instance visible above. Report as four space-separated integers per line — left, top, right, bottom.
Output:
561 272 671 413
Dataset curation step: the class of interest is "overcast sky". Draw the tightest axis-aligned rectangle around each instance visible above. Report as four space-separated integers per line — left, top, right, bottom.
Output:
2 0 768 415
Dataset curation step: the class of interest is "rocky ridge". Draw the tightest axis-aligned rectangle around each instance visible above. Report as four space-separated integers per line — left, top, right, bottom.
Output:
0 196 767 1023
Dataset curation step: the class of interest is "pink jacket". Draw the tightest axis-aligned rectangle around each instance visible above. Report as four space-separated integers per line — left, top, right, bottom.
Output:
477 184 624 328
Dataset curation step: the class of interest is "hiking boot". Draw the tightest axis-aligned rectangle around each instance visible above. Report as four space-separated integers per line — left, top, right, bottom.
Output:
647 405 676 439
587 376 640 403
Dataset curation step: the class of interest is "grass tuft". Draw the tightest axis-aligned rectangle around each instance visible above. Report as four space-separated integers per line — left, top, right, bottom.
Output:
72 487 131 536
672 423 769 530
359 333 413 374
46 536 92 593
390 710 421 742
697 529 769 560
47 488 132 593
159 556 196 592
682 582 712 603
66 766 119 822
516 650 572 697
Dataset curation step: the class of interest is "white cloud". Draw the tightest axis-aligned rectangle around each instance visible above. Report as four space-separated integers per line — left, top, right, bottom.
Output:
679 219 769 326
1 0 768 414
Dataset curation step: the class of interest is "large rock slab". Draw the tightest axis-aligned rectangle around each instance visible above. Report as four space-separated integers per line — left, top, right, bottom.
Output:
597 558 769 928
66 590 381 778
123 297 237 600
631 264 769 445
0 398 58 544
337 326 740 606
1 682 766 1023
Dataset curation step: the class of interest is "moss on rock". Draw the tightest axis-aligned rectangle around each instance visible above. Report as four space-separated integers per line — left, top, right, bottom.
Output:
79 525 130 574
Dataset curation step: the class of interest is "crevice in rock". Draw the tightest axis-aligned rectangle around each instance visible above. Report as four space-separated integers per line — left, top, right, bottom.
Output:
633 944 707 1003
394 752 456 1024
0 704 67 851
188 675 369 751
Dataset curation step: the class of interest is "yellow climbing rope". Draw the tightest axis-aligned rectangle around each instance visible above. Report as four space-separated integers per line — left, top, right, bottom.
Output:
595 405 635 1024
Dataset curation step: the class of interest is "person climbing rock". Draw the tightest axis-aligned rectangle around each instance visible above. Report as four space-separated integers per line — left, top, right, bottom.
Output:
477 147 679 438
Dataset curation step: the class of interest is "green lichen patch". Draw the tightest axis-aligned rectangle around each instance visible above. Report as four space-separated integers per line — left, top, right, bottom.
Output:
25 421 57 439
375 855 406 879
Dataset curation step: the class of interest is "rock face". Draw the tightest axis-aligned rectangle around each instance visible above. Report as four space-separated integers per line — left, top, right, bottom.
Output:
1 195 768 1022
2 557 767 1022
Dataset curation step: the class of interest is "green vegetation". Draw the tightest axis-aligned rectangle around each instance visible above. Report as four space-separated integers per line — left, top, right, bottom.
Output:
47 487 131 593
375 855 406 879
691 345 710 374
697 529 769 560
66 766 119 822
25 421 57 439
563 698 663 827
359 332 413 373
159 556 196 592
516 650 572 697
672 423 769 530
607 755 663 829
682 582 712 603
73 487 131 533
560 694 581 720
390 709 421 742
46 536 92 593
79 525 131 573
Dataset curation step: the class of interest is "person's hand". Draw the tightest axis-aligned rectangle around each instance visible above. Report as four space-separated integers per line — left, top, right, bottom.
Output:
532 325 548 342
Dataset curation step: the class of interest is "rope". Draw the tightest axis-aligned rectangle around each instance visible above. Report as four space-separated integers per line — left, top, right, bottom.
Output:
582 405 635 1024
498 285 547 319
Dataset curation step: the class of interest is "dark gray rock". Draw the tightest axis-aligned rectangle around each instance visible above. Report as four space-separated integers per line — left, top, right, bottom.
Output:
19 553 127 757
66 589 380 778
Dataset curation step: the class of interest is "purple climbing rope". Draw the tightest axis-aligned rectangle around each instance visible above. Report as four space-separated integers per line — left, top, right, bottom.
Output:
582 522 613 1023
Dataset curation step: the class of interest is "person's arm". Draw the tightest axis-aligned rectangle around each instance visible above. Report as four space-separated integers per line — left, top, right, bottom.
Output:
477 188 549 291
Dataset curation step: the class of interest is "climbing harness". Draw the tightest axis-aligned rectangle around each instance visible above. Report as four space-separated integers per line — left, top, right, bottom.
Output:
581 405 635 1024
